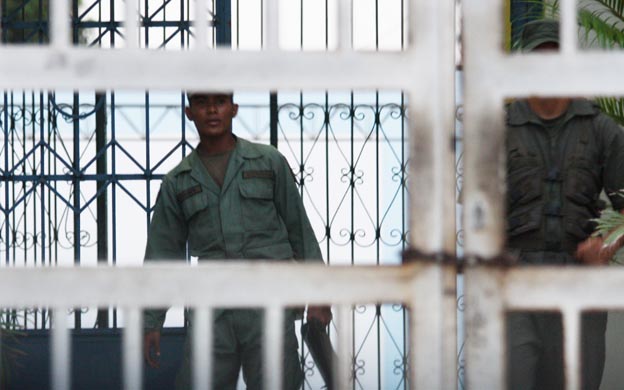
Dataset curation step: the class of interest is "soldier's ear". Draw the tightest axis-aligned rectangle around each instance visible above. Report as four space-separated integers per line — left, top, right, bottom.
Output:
232 104 239 118
185 106 194 121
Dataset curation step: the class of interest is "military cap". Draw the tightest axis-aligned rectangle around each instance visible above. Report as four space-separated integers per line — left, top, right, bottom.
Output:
519 19 560 51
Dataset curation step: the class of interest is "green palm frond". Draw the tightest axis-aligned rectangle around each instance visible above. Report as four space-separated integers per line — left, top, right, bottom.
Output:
579 9 624 47
592 208 624 237
596 97 624 126
586 0 624 23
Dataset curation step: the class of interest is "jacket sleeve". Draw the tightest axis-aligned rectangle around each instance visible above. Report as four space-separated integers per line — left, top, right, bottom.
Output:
597 114 624 211
273 154 324 264
143 176 188 331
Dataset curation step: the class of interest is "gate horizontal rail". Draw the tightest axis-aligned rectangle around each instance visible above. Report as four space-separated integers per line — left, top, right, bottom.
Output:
466 266 624 390
0 48 419 90
0 261 452 390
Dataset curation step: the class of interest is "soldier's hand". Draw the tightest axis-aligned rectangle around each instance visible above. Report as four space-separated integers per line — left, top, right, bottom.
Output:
307 306 332 327
144 330 161 368
575 236 622 265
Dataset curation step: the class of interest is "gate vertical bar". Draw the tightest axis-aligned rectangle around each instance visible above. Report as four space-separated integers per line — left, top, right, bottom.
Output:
72 92 82 328
125 0 139 49
263 305 284 390
50 0 70 48
51 308 71 390
465 267 506 390
262 0 279 50
462 0 506 260
3 92 9 266
192 308 213 390
463 0 508 388
215 0 231 47
335 305 353 390
407 0 456 255
195 0 209 48
560 0 577 55
337 0 351 50
406 0 457 387
563 309 581 390
96 91 109 328
270 92 278 147
122 307 142 390
409 264 444 389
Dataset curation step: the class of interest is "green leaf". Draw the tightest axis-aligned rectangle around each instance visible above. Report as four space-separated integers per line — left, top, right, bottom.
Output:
592 209 624 236
605 223 624 246
595 97 624 127
579 8 624 49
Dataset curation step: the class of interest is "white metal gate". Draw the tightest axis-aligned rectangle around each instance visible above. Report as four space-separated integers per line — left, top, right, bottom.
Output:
1 0 623 389
462 0 624 389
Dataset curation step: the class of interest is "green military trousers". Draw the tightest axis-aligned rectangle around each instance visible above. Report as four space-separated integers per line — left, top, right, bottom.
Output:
507 251 607 390
507 312 607 390
175 309 303 390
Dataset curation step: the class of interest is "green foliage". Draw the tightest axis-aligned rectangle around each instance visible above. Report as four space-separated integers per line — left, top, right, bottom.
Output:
592 192 624 264
3 0 49 44
579 7 624 48
578 0 624 126
0 312 26 388
577 0 624 49
596 97 624 126
593 207 624 238
511 1 624 126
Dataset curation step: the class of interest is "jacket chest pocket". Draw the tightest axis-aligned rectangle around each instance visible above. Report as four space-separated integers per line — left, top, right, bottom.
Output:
564 161 601 206
181 192 210 222
180 192 220 246
239 178 279 231
507 155 543 208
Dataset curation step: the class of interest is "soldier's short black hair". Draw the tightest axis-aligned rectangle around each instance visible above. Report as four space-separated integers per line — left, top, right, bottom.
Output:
186 92 234 105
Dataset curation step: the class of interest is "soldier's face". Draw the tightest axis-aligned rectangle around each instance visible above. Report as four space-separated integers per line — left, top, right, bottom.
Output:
185 93 238 140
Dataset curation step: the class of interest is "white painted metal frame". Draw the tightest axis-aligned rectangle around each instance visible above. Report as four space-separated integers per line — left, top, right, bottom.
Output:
466 267 624 390
0 1 457 389
0 263 450 390
462 0 624 389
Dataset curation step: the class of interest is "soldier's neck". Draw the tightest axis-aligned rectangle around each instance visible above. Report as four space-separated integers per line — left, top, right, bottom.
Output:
527 97 572 120
197 134 236 155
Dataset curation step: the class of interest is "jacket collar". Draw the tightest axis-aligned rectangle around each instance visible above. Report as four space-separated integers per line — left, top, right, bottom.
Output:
507 99 599 126
177 135 264 194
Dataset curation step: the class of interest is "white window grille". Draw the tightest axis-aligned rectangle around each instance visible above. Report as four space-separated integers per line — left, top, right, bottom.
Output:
4 0 622 389
462 0 624 389
0 0 457 389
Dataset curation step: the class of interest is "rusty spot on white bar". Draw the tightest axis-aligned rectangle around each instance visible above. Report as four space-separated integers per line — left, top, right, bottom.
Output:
51 308 70 390
263 0 279 50
264 305 283 390
192 308 213 390
124 0 140 49
194 0 210 49
563 308 581 390
50 0 70 48
122 308 142 390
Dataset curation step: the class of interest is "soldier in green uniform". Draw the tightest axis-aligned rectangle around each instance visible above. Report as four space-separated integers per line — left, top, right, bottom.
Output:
506 20 624 390
142 92 332 389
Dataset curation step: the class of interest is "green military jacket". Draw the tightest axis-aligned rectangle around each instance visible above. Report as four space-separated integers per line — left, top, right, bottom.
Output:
144 136 323 329
506 99 624 256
